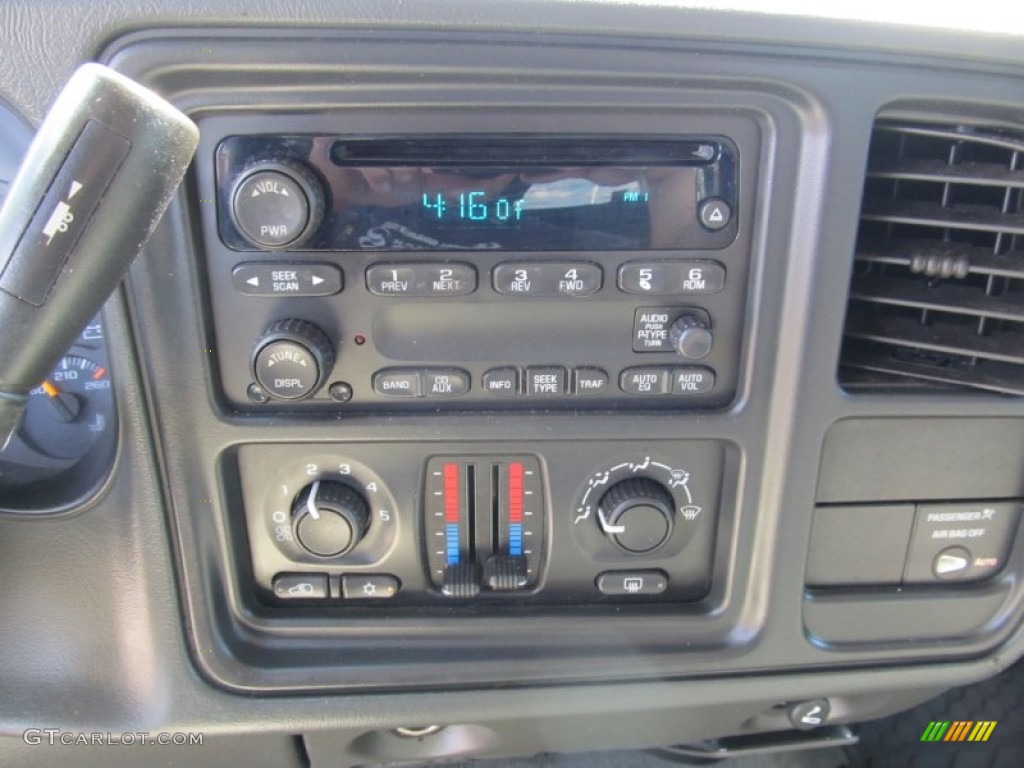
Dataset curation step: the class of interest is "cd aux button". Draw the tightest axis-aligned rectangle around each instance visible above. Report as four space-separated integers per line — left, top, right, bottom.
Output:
423 369 470 397
367 263 476 297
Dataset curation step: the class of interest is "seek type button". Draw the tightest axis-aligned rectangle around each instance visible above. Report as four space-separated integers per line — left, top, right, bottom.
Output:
232 262 342 297
526 367 567 396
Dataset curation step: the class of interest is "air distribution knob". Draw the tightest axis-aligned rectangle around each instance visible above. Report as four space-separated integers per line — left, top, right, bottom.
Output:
291 480 370 557
251 318 335 401
669 314 713 360
597 478 675 554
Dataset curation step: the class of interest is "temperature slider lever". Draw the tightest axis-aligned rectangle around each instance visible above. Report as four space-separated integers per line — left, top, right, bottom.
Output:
0 64 198 447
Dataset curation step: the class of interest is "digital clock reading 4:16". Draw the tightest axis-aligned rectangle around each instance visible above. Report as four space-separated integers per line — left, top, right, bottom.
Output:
422 192 525 222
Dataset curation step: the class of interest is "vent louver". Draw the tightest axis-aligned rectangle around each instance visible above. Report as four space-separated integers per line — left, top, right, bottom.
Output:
840 121 1024 395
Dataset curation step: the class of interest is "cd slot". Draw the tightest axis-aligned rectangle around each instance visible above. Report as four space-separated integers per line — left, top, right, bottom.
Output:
330 137 721 166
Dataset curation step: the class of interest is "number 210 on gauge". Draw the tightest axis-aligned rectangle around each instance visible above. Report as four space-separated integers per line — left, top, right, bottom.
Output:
422 192 524 222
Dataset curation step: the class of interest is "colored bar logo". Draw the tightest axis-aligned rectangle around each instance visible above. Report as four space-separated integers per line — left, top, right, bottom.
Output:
920 721 997 742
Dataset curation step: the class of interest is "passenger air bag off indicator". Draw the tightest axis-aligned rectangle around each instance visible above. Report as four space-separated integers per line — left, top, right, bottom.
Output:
904 501 1021 583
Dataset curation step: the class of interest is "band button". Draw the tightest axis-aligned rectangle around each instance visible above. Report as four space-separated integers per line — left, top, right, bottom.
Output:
372 370 422 397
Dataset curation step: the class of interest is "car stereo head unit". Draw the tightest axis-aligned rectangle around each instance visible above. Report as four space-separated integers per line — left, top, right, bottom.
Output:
216 136 738 253
201 127 755 412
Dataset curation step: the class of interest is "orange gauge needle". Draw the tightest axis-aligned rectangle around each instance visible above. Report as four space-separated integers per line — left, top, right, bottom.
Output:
42 380 60 397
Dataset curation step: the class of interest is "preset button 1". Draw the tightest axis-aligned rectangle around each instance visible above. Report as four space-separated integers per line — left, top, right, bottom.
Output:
367 263 476 296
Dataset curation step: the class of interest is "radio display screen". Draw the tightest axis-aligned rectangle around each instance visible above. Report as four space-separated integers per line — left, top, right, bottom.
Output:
218 137 738 251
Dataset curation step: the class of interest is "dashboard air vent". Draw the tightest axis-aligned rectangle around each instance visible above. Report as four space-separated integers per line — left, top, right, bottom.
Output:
840 121 1024 395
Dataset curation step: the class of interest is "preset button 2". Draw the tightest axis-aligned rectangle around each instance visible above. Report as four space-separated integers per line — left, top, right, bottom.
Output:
367 263 476 296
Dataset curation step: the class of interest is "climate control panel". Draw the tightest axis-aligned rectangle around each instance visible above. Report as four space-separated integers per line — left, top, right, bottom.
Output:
235 440 725 608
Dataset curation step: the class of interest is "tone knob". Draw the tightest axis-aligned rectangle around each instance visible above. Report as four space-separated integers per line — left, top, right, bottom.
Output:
597 478 675 554
251 318 335 401
292 480 370 557
669 314 713 360
230 160 325 249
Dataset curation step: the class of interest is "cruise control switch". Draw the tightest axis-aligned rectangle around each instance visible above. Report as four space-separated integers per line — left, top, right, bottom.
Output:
0 63 198 447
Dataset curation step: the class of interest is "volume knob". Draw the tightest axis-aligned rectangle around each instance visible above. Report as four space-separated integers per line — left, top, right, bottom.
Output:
230 160 325 250
252 318 335 400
